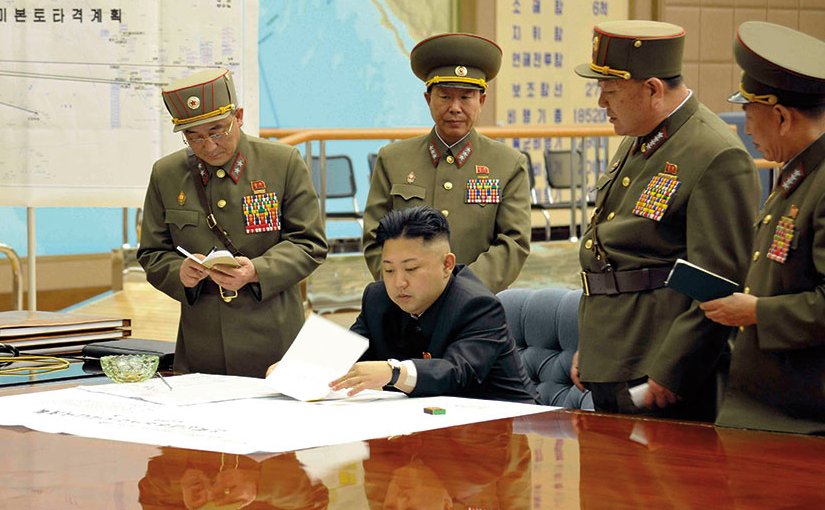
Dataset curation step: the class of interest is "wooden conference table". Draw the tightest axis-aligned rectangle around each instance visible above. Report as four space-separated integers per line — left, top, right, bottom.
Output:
1 372 823 509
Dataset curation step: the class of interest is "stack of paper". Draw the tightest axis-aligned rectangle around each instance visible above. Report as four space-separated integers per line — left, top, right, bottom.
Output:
0 310 131 355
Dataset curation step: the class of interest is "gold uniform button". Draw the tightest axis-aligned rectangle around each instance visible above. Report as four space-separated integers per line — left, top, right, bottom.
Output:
744 287 750 294
738 326 745 333
216 169 226 178
607 212 615 221
217 199 227 209
584 239 593 249
762 214 772 224
752 251 760 262
443 182 453 190
441 209 449 217
446 155 455 164
621 177 630 187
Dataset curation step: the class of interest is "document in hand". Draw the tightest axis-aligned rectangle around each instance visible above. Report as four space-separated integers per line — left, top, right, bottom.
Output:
176 246 240 269
665 258 739 302
265 314 369 402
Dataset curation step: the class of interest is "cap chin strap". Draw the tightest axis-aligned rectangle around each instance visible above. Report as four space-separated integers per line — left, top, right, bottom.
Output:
172 103 235 126
589 62 631 80
738 83 777 105
426 75 487 90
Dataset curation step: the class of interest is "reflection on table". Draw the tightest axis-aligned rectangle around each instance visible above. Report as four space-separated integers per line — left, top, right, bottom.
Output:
1 378 823 509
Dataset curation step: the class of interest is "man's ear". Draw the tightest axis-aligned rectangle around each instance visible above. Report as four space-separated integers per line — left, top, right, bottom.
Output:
443 252 456 275
235 107 245 128
644 78 666 100
774 104 793 136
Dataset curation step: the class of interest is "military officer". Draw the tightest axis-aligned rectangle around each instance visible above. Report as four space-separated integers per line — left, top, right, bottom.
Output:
700 22 825 434
571 21 760 420
138 68 327 377
362 33 531 294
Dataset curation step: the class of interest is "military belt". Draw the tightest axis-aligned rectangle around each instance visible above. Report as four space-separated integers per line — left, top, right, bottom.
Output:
580 267 671 296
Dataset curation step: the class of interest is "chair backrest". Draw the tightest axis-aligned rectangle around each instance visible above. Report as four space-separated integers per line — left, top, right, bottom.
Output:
367 152 378 179
543 148 577 189
310 155 357 199
497 287 593 409
718 111 759 157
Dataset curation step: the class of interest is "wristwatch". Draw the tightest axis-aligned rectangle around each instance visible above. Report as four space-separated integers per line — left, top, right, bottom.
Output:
387 358 402 387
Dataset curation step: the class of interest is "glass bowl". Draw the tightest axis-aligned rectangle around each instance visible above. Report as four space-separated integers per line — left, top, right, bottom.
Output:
100 354 160 383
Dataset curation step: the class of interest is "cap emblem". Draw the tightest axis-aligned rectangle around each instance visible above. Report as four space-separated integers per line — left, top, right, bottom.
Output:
186 96 201 110
592 36 599 54
455 65 468 77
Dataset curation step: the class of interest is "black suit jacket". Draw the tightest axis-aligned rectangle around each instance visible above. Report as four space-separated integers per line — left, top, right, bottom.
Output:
351 265 536 403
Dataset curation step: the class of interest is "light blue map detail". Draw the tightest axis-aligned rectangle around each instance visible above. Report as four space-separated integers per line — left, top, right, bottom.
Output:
258 0 448 238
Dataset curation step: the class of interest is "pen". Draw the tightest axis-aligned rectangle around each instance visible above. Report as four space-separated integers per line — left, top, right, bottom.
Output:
155 371 173 391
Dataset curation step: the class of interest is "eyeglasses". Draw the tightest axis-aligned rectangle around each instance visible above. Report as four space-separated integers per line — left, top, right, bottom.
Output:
183 118 235 146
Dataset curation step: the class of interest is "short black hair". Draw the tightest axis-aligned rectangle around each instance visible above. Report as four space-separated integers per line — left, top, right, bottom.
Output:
376 206 451 246
661 75 684 89
794 102 825 121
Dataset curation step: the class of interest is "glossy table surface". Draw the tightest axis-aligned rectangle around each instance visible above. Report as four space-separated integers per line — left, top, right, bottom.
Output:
2 379 823 509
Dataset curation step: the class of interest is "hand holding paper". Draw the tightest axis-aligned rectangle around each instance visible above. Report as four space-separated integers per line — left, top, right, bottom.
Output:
176 246 240 269
265 314 369 402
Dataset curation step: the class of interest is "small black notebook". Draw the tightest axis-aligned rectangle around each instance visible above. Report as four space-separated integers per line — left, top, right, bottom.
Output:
665 258 740 302
82 338 175 369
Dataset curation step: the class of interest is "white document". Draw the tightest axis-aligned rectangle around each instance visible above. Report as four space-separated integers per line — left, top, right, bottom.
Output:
266 314 369 401
629 382 649 408
176 245 240 268
81 373 277 405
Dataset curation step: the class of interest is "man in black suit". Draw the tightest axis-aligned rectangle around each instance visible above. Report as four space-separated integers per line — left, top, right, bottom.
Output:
330 206 536 403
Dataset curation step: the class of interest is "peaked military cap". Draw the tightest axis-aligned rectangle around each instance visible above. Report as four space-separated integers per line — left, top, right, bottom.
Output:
162 68 237 132
411 33 502 91
728 21 825 108
575 20 685 80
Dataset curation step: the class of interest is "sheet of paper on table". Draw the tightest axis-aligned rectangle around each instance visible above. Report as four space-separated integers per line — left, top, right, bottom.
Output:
265 313 369 402
80 373 401 406
0 384 552 454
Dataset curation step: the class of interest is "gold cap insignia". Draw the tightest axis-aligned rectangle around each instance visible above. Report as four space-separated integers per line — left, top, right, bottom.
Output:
455 65 468 77
592 36 599 54
406 171 416 184
177 191 186 206
186 96 201 110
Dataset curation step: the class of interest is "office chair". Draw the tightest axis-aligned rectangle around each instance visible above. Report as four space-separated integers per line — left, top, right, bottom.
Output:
522 150 553 241
367 152 378 179
310 155 363 228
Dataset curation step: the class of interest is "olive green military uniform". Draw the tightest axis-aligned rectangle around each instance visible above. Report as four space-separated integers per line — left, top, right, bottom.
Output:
364 129 531 293
574 21 760 419
578 96 759 409
138 69 327 377
363 32 531 293
715 22 825 434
